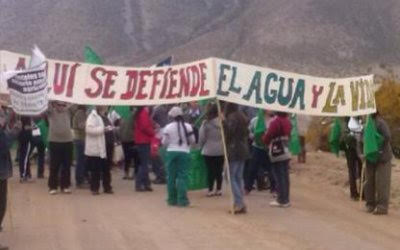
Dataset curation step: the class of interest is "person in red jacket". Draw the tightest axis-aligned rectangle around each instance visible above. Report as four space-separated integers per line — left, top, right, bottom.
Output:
134 106 155 192
263 112 292 208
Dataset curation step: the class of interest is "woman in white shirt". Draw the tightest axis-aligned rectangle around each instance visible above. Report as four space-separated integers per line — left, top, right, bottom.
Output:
85 106 114 195
162 106 195 207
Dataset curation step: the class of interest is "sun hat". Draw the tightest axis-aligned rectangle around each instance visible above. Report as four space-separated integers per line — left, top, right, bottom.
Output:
168 106 183 118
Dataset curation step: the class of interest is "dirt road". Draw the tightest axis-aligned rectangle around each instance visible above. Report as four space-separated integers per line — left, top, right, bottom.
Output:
1 153 400 250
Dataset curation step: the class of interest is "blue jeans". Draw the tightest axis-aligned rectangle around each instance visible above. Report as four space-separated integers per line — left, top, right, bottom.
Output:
136 144 151 189
74 140 86 185
271 160 290 204
229 160 245 208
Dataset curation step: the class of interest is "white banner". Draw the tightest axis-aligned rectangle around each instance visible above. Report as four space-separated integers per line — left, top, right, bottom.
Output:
6 64 48 116
215 58 376 116
0 50 376 117
0 50 215 106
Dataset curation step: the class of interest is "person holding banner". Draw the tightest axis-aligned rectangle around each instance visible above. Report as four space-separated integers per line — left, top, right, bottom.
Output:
18 116 33 182
0 107 20 235
343 117 363 201
364 112 393 215
162 106 195 207
223 103 250 214
263 112 292 208
47 101 73 195
199 103 224 197
85 106 114 195
134 106 155 192
30 117 46 179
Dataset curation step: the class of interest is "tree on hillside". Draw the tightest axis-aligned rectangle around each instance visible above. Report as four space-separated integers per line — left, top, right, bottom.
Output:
375 76 400 158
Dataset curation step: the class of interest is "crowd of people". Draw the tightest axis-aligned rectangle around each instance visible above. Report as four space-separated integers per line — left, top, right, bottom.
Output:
0 100 395 249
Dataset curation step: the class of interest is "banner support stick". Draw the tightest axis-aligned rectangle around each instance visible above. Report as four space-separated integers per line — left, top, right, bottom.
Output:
216 99 235 214
359 159 365 208
7 180 14 232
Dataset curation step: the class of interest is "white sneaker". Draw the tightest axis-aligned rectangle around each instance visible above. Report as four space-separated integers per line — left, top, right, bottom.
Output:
269 200 291 208
214 190 222 196
49 189 58 195
206 191 214 197
62 188 72 194
269 200 281 207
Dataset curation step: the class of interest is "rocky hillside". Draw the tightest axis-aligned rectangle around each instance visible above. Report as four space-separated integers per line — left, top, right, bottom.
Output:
1 0 400 77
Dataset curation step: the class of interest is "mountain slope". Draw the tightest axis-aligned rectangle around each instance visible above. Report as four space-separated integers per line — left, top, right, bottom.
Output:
1 0 399 76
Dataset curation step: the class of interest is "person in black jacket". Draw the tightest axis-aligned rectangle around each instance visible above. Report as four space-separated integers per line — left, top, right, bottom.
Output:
0 107 20 235
364 113 393 215
18 116 33 182
342 117 363 201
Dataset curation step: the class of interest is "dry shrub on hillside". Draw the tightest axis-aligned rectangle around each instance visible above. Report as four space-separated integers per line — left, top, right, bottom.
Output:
375 76 400 157
306 117 333 151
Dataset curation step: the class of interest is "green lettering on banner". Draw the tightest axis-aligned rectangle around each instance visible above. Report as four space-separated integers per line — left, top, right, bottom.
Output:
264 73 278 104
289 79 305 110
242 71 262 104
278 77 293 106
350 81 359 111
365 80 375 109
216 63 230 96
359 80 366 110
322 82 338 113
228 66 241 94
332 85 345 106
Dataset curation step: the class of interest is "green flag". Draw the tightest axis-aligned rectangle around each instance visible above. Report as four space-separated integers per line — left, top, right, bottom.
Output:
329 118 341 156
363 115 384 164
111 106 132 119
198 98 210 107
254 109 266 147
289 114 301 155
84 46 103 64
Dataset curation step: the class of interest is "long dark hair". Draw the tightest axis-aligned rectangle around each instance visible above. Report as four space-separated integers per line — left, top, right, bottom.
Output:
205 103 218 121
175 115 191 146
224 102 239 119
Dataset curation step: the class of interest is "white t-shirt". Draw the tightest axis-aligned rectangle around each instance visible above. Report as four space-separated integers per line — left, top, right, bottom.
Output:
162 121 195 153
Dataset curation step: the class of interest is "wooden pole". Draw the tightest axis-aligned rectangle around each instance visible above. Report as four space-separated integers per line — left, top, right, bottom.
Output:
216 100 235 213
7 180 14 232
359 159 365 208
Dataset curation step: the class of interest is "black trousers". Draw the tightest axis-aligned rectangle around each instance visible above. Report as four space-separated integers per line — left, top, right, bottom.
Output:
203 155 224 191
87 156 112 192
245 146 276 192
345 150 362 198
122 142 135 175
30 136 46 177
0 179 7 228
48 142 73 190
18 139 31 178
88 144 113 192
